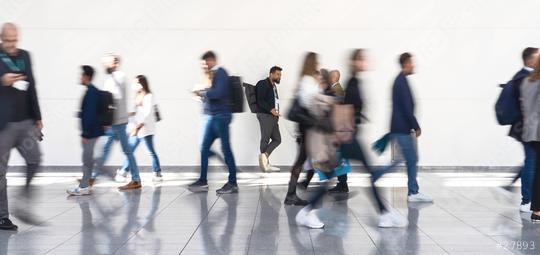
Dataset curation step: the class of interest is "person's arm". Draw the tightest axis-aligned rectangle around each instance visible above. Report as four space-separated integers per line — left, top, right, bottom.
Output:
25 52 42 123
256 80 273 113
125 78 136 116
81 89 99 138
399 80 420 132
204 69 228 100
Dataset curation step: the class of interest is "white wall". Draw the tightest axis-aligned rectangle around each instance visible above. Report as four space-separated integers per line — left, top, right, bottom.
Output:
1 0 539 167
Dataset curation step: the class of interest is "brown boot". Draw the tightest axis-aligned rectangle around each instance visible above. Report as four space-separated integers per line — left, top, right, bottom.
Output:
118 181 141 190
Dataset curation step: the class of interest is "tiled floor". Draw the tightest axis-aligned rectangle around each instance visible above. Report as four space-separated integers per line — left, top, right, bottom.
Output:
0 170 538 255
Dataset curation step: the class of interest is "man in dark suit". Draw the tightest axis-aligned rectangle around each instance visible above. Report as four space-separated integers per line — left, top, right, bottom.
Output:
505 47 538 213
389 52 432 203
0 23 43 230
255 66 282 172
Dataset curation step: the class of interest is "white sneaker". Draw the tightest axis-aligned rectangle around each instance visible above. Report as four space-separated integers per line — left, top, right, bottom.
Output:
520 203 531 213
152 172 163 182
295 206 324 229
259 153 269 172
267 165 280 172
378 210 408 228
66 186 91 196
114 169 129 183
407 192 433 202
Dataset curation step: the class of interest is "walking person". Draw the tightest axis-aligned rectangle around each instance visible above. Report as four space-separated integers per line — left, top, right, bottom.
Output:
91 53 142 190
519 56 540 222
189 51 239 194
116 75 163 183
383 52 432 202
67 66 104 196
329 70 344 97
502 47 538 212
256 66 283 172
0 23 43 229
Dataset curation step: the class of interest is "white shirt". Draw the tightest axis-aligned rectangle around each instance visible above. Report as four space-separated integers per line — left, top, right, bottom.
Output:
298 75 322 109
273 85 280 112
134 93 157 137
525 66 534 72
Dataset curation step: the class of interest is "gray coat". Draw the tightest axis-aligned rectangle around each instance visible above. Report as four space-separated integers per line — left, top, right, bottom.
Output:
521 77 540 142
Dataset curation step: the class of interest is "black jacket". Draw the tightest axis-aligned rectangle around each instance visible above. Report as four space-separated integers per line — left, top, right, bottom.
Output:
255 78 278 114
0 48 41 130
344 76 364 125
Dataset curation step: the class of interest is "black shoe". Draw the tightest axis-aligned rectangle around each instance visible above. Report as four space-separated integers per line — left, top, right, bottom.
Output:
284 194 309 206
188 180 209 192
0 218 18 230
532 213 540 223
216 182 239 194
329 183 349 194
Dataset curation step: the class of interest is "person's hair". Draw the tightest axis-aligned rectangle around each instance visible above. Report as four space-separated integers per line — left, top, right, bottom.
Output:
522 47 539 65
320 68 330 85
350 49 364 74
269 66 282 74
136 75 151 93
81 65 94 80
301 52 318 77
399 52 413 68
201 51 217 61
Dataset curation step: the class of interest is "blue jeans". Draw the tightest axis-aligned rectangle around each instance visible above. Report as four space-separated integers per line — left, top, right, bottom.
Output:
383 133 419 195
521 142 536 204
93 124 140 182
200 113 237 184
121 135 161 173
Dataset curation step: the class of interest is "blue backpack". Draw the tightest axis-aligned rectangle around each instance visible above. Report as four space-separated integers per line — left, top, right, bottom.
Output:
495 80 521 125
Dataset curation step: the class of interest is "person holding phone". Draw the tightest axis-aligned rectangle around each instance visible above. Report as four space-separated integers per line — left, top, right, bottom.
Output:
0 23 43 230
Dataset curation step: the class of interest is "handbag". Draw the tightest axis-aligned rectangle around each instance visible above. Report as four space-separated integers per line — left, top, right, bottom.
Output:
332 104 355 144
286 97 314 126
154 105 162 122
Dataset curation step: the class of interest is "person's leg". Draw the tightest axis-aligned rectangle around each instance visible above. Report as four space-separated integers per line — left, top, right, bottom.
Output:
80 138 98 188
93 128 116 178
200 116 218 182
287 131 308 196
521 142 536 205
395 134 419 195
216 113 237 184
116 124 140 182
530 142 540 212
142 135 161 172
120 136 141 173
15 120 42 194
0 124 17 219
257 113 272 154
265 118 281 156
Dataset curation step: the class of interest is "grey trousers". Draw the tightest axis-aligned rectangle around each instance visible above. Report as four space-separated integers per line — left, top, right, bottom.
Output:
256 113 281 156
0 120 42 219
80 138 97 188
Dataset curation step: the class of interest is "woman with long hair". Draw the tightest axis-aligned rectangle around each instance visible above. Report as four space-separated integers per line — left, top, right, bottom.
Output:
116 75 163 182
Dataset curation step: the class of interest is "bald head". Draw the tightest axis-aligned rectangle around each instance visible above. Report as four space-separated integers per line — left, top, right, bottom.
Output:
1 23 19 56
329 70 340 84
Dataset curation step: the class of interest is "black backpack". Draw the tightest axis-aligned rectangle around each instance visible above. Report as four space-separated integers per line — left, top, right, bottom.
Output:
229 76 244 113
97 90 115 126
243 83 258 113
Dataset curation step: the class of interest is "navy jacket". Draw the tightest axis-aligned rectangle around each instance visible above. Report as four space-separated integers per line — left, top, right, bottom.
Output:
80 84 104 139
390 73 420 134
0 48 41 130
203 67 231 115
255 78 277 114
508 68 531 141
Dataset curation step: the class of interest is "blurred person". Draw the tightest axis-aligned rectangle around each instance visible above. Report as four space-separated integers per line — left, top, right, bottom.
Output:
501 47 539 212
116 75 163 183
381 52 432 203
67 66 104 196
341 49 407 227
91 53 142 190
189 51 239 194
256 66 283 172
0 23 43 229
520 57 540 222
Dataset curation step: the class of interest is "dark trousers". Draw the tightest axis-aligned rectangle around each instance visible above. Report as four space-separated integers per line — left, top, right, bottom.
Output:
287 126 308 196
200 113 237 184
530 142 540 211
340 137 387 213
257 113 281 156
